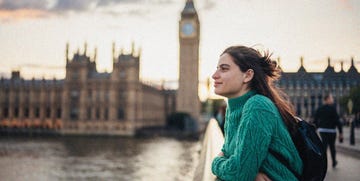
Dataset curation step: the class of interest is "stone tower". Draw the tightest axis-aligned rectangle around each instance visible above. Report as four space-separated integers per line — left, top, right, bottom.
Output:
111 42 141 132
177 0 200 120
63 42 97 122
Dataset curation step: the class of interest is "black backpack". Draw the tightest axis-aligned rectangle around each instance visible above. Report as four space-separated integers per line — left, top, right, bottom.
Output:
269 117 327 181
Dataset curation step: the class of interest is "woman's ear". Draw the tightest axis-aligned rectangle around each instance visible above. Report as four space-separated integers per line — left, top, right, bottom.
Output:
243 69 254 83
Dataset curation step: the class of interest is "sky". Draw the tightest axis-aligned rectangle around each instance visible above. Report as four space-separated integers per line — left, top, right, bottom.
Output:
0 0 359 99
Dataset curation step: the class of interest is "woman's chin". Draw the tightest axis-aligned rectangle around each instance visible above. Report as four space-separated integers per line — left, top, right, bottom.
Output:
214 90 225 97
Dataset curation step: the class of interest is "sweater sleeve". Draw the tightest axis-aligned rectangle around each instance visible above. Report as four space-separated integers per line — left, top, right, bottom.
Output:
212 101 276 180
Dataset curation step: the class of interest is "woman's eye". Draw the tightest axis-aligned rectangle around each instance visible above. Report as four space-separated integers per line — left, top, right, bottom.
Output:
220 67 228 71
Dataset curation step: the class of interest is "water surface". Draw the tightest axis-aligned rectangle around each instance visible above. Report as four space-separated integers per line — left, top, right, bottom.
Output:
0 136 200 181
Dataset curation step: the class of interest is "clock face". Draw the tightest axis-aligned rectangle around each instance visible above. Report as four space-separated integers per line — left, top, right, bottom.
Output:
181 22 194 36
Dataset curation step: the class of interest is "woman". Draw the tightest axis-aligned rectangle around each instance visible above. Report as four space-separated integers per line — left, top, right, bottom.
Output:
211 45 302 180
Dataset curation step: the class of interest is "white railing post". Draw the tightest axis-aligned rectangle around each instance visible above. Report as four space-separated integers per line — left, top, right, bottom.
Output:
193 118 224 181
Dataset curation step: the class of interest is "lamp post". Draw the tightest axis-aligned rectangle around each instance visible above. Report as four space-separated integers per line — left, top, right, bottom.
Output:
348 99 355 145
206 77 213 117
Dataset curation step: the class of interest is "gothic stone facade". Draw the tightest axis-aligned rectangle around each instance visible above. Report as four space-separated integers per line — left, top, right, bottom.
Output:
0 44 176 135
278 57 360 120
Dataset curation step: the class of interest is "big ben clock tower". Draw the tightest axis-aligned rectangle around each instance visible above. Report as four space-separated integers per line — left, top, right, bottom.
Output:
177 0 200 120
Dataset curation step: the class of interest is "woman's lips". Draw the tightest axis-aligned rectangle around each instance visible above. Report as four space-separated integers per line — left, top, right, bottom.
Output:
214 82 222 87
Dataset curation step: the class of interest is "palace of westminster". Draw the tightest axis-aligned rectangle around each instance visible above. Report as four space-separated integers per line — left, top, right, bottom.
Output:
0 0 359 135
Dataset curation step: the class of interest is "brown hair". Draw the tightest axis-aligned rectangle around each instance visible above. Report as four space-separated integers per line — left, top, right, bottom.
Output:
222 45 298 135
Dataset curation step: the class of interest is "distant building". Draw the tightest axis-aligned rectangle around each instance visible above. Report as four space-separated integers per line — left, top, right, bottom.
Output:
0 0 203 136
0 43 176 135
278 57 360 120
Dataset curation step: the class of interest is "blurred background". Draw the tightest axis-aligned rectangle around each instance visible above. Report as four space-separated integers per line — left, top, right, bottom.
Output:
0 0 360 180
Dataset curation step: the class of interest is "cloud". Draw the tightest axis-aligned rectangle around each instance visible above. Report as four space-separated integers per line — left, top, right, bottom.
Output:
0 0 174 11
0 0 55 22
338 0 352 10
104 9 150 18
0 9 51 23
97 0 141 7
338 0 360 11
0 0 175 22
201 0 216 11
51 0 97 12
0 0 49 10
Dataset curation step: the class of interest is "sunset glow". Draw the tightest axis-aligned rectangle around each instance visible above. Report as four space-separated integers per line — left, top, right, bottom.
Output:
0 0 359 99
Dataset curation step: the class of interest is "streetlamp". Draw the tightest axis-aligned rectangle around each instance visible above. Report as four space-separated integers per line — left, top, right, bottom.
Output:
348 99 355 145
206 77 213 119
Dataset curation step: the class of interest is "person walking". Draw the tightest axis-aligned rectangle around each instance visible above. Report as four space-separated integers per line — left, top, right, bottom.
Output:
211 45 302 180
314 93 343 168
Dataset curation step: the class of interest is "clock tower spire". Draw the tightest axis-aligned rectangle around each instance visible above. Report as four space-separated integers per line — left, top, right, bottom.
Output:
177 0 200 120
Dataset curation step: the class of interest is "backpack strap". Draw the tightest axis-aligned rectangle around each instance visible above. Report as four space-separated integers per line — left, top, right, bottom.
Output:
269 148 301 180
269 116 302 180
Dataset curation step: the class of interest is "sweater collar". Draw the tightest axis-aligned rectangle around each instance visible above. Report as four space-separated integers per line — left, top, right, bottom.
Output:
227 90 256 112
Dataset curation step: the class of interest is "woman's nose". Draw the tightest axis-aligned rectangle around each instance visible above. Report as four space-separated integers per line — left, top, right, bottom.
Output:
212 71 219 80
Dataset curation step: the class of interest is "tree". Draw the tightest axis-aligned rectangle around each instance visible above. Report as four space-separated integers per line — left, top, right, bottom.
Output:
340 86 360 114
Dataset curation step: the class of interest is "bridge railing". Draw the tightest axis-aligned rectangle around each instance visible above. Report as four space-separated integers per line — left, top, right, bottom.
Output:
193 118 224 181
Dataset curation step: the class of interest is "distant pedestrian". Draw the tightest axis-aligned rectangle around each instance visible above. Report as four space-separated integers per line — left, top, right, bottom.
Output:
314 93 343 168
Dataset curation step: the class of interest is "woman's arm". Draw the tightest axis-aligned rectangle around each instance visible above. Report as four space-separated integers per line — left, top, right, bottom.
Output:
212 107 276 180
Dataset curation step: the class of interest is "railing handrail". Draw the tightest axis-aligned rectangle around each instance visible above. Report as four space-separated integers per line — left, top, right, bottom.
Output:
193 118 224 181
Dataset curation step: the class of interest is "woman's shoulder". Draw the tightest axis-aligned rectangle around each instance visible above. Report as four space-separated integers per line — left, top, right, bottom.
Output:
244 94 277 112
241 94 281 132
246 94 274 106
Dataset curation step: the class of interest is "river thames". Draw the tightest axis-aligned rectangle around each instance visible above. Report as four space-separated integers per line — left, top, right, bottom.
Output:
0 136 200 181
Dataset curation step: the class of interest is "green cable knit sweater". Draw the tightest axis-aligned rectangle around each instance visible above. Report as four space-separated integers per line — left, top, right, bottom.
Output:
211 90 302 181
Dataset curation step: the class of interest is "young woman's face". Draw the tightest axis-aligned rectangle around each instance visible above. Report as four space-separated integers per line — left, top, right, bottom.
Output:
212 53 251 98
